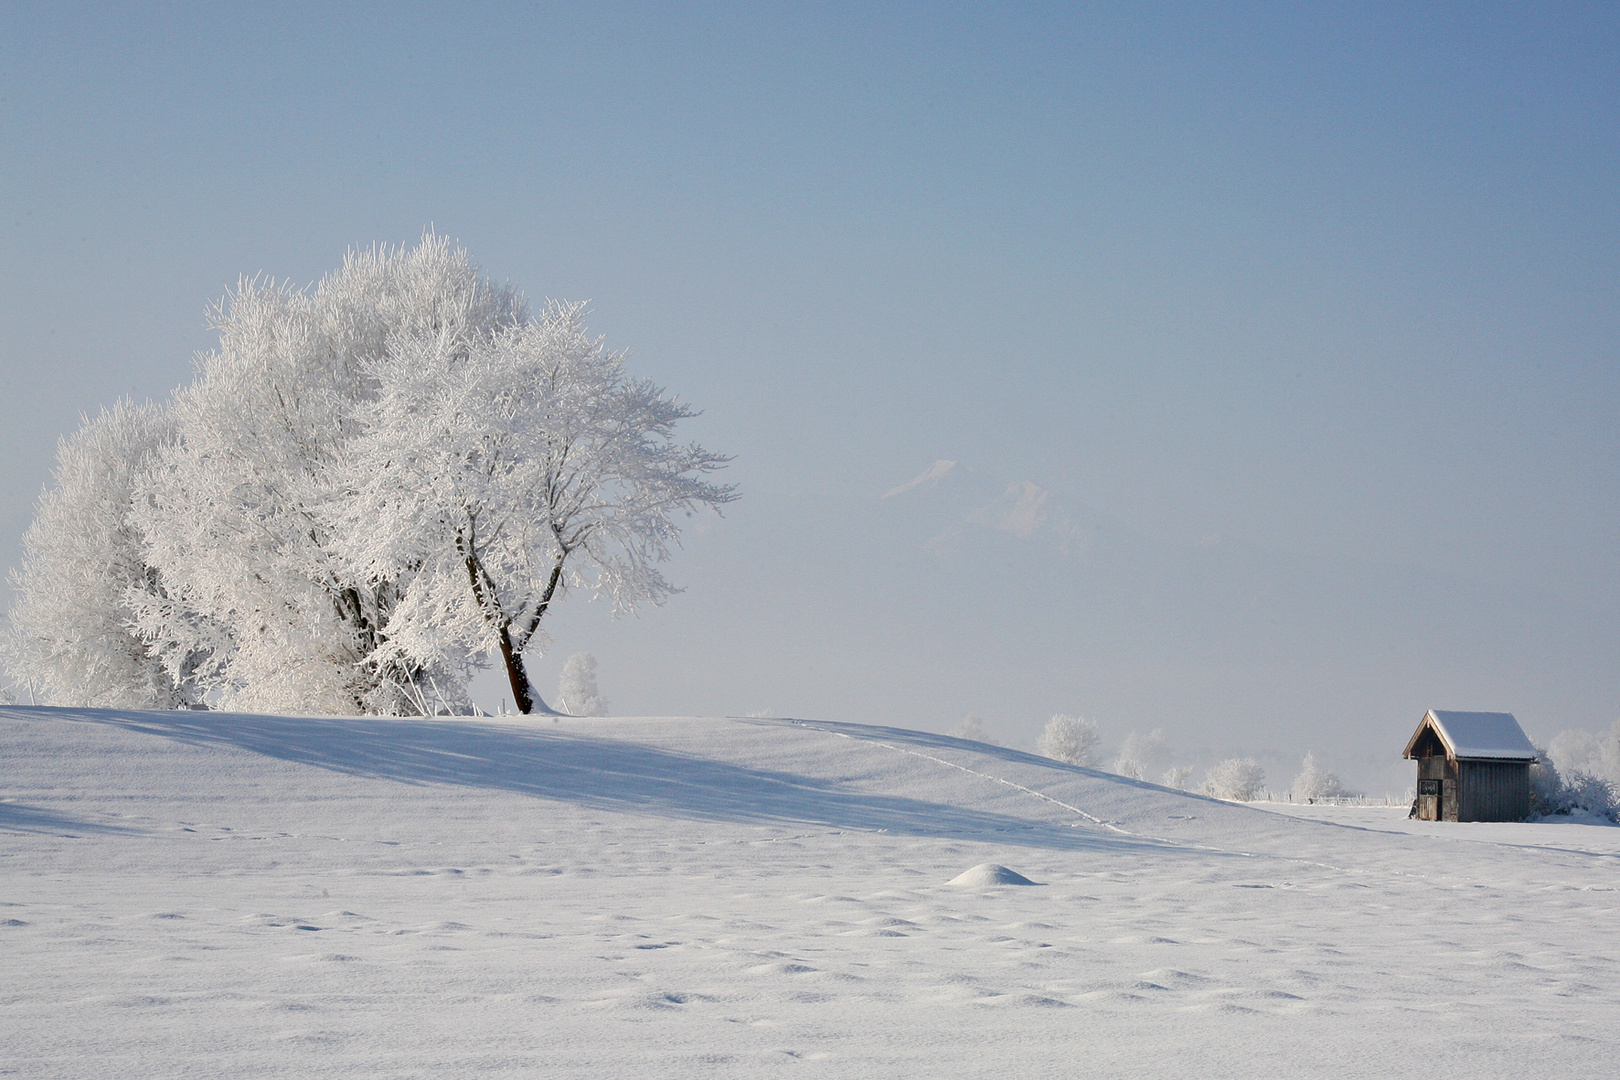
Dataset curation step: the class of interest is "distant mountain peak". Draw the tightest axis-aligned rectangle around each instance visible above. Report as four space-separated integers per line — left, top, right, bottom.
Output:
969 480 1051 538
883 459 965 499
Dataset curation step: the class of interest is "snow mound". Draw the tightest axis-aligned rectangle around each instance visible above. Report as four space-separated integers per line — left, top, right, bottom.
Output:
948 863 1039 887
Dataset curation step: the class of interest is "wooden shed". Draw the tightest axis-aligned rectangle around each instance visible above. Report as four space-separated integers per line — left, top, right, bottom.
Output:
1403 710 1537 822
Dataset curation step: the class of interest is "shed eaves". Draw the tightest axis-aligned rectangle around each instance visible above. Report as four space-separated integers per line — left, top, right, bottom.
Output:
1420 710 1538 761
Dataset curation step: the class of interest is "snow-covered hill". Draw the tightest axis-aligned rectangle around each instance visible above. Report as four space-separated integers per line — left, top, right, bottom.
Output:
528 461 1617 797
3 706 1616 1077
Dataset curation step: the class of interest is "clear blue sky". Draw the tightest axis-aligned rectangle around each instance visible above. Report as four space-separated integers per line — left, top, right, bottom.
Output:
3 3 1615 781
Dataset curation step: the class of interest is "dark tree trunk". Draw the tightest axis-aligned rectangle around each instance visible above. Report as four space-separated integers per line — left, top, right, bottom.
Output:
494 622 560 715
461 530 559 715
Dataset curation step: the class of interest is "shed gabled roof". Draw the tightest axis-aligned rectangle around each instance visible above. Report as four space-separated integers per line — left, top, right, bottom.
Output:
1403 710 1538 761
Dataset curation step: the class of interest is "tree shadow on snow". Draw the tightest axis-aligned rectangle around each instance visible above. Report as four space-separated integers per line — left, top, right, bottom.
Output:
765 716 1245 808
0 801 141 837
52 708 1178 856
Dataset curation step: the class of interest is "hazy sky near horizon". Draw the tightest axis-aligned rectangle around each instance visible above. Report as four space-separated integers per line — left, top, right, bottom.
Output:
2 3 1615 767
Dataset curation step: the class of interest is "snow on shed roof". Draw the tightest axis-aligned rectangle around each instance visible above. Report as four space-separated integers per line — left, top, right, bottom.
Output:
1405 710 1538 761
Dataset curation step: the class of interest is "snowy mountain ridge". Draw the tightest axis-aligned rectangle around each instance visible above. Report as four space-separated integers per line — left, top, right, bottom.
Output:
882 459 1128 559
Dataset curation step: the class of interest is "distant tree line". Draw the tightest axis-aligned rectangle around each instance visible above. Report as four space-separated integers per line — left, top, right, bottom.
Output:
1014 709 1617 817
1021 712 1347 802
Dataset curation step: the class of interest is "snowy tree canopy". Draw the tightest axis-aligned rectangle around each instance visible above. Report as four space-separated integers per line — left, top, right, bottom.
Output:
1161 765 1194 790
329 298 734 713
1290 751 1348 802
949 716 990 744
557 652 608 717
1546 723 1620 788
1037 713 1099 766
2 400 211 709
3 236 733 715
1529 743 1619 821
130 236 530 714
1112 728 1171 781
1202 758 1265 801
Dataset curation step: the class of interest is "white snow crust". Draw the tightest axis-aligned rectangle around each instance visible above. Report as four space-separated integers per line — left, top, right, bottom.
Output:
1425 710 1540 759
3 706 1617 1077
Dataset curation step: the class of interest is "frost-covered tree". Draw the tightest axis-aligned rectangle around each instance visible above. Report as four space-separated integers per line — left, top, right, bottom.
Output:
1112 756 1146 781
1290 751 1348 802
3 400 214 708
1112 728 1170 780
557 652 608 717
132 236 525 714
1037 713 1099 766
331 300 735 714
6 236 729 716
949 715 994 744
1202 758 1265 801
1162 765 1194 790
1545 770 1619 819
1529 745 1618 820
1546 723 1620 787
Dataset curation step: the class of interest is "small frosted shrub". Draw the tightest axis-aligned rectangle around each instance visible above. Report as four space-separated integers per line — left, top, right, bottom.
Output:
1531 753 1618 820
1112 756 1146 781
1113 728 1177 783
1529 753 1560 808
950 716 995 744
557 652 608 717
1038 714 1099 766
1558 772 1620 820
1545 723 1620 795
1202 758 1265 801
1162 765 1194 790
1117 729 1170 771
1290 752 1348 802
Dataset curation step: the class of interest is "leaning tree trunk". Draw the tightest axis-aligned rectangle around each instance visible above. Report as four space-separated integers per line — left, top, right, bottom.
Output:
461 532 566 716
495 623 558 715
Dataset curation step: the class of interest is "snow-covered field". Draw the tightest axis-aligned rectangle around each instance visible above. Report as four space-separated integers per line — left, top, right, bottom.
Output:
3 707 1616 1078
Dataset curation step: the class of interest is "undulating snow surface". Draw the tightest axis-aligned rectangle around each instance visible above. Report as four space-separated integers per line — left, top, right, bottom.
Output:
3 706 1616 1077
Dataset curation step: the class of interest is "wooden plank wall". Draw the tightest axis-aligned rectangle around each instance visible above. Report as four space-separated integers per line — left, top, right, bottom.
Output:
1457 760 1531 822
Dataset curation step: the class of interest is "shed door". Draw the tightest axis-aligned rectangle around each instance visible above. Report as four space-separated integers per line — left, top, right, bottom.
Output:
1417 778 1441 821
